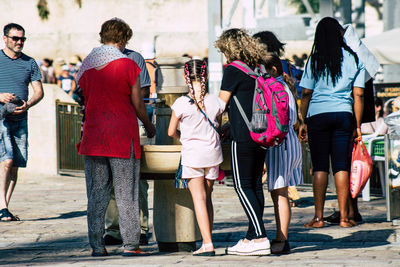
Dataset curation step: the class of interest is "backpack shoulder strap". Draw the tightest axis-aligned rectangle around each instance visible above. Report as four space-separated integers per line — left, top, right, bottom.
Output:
229 61 261 132
146 60 159 86
146 61 158 69
232 95 252 132
229 61 257 77
258 64 268 74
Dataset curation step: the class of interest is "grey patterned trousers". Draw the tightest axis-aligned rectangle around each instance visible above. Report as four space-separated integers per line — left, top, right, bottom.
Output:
105 179 149 239
84 150 140 252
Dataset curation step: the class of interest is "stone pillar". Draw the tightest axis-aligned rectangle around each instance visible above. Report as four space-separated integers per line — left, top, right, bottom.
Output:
207 0 223 95
155 57 188 146
319 0 334 18
19 84 75 176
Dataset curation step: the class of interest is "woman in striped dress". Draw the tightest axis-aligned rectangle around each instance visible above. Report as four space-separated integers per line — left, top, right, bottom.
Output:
265 55 303 254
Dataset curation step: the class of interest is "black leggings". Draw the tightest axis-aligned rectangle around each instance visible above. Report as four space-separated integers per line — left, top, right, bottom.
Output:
231 140 267 240
307 112 354 174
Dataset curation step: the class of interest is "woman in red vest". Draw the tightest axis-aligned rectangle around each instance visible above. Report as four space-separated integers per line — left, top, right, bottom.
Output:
76 18 155 257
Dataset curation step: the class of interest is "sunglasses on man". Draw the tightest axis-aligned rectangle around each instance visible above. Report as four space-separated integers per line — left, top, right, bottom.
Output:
6 35 26 42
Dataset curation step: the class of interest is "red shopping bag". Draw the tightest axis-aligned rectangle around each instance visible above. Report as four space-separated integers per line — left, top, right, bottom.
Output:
350 140 373 198
217 169 226 184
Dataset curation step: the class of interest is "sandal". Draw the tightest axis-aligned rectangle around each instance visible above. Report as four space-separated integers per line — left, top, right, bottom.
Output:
348 216 360 226
193 243 215 256
340 219 356 228
0 208 20 222
304 217 324 228
122 248 147 256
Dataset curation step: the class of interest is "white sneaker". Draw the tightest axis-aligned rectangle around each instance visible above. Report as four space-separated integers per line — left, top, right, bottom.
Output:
226 239 271 256
226 239 245 255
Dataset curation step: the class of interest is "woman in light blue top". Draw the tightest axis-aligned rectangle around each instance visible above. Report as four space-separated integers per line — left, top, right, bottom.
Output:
299 17 365 228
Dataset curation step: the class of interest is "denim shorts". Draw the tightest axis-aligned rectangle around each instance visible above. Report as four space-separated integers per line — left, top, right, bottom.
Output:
0 119 28 167
306 112 353 174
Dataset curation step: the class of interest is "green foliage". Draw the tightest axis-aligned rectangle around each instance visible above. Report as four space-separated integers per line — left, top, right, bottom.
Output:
37 0 82 21
37 0 49 21
75 0 82 8
289 0 319 14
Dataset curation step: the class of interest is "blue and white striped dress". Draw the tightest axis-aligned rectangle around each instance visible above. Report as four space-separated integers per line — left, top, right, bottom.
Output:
266 76 303 191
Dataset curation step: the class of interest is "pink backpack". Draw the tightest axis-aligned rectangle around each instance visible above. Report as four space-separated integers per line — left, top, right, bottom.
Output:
229 61 290 147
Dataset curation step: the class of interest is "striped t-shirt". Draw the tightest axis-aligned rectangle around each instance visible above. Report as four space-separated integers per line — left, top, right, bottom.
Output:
0 50 42 120
123 49 151 88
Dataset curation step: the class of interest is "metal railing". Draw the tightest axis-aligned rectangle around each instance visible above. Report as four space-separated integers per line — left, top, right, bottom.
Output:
56 101 84 174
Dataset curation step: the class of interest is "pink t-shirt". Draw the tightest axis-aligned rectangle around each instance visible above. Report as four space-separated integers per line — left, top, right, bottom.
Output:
171 94 226 168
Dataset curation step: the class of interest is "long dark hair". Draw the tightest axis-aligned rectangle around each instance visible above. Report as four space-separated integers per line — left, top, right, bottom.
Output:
264 54 296 101
253 31 285 57
308 17 358 86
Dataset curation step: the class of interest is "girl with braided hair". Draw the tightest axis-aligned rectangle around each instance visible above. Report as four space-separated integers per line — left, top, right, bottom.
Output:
168 59 226 256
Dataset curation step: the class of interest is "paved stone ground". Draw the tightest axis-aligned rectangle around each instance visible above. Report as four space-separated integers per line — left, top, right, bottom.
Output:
1 173 400 266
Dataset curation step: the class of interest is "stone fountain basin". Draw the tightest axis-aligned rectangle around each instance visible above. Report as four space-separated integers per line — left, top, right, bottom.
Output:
141 145 181 174
140 144 231 174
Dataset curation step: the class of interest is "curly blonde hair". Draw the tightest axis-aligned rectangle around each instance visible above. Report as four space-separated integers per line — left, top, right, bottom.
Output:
215 28 271 66
99 18 132 46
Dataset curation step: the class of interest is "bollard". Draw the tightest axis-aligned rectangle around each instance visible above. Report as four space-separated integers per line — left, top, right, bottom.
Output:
153 179 201 252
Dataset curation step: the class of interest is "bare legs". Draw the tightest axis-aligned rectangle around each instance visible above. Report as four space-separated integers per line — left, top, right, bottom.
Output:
334 171 353 227
305 170 352 227
6 167 18 204
0 159 15 221
0 161 17 221
188 177 214 253
271 187 291 241
313 171 328 222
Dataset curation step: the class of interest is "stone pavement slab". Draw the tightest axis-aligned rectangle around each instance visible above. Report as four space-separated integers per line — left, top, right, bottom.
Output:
1 174 400 266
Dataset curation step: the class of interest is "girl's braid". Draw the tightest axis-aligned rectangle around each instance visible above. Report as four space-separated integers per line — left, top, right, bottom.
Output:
184 63 195 98
198 60 207 111
184 62 201 111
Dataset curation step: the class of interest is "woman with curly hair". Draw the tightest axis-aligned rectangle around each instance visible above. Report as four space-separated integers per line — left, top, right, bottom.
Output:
299 17 365 228
216 28 272 256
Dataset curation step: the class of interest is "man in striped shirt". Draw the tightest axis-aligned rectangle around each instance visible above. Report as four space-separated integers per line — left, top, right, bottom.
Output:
0 23 44 221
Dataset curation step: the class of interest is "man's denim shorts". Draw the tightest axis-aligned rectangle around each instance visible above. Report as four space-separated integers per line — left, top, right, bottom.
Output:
0 119 28 167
